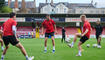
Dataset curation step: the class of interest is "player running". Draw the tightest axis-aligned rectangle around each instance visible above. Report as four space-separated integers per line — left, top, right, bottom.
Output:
1 12 34 60
95 20 103 48
68 15 91 56
0 24 4 51
41 14 57 53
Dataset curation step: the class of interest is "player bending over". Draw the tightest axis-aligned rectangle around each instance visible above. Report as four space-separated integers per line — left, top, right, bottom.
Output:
95 20 103 48
41 14 57 53
0 24 4 51
68 15 91 56
1 12 34 60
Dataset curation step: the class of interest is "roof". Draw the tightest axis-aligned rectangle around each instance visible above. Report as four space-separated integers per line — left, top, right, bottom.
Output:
69 3 95 8
39 2 95 9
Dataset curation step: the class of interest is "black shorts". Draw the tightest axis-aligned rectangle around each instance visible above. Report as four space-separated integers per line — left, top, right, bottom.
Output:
45 32 54 38
96 34 101 40
80 36 89 43
62 35 65 38
3 35 19 46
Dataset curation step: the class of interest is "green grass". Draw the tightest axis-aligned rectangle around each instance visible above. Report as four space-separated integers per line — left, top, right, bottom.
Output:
0 38 105 60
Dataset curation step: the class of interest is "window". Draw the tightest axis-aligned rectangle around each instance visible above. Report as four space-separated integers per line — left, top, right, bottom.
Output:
56 8 58 12
90 10 93 14
44 7 47 11
80 10 84 14
28 10 32 13
101 11 104 14
64 8 66 13
96 10 99 14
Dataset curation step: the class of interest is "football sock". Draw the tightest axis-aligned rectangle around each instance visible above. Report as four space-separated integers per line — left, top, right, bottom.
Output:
1 55 4 59
25 55 28 60
78 50 81 55
1 46 4 50
71 42 74 46
44 47 47 50
53 46 55 50
98 42 101 45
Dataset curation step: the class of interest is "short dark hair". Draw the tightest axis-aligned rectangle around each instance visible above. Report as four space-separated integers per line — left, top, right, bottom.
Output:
10 12 16 18
46 14 50 16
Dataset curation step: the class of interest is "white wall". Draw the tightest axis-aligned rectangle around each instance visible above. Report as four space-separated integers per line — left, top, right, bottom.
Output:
40 4 54 14
55 3 69 14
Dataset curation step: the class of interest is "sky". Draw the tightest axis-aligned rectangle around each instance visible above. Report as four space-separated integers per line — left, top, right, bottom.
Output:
5 0 105 8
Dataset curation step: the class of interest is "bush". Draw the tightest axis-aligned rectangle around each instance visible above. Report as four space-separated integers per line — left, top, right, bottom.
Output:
1 6 12 13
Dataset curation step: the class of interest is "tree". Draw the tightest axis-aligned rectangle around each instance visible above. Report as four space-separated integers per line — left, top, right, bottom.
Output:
0 0 5 13
0 0 5 8
1 6 12 13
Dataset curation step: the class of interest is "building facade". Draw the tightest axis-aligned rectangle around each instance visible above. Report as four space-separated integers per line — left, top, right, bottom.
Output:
39 2 105 14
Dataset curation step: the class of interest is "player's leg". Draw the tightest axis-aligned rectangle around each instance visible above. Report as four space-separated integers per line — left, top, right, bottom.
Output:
0 34 4 51
97 35 102 48
51 32 55 53
0 39 4 51
64 36 65 42
76 36 88 56
10 35 34 60
61 36 63 43
1 46 9 60
15 43 29 60
62 36 65 43
96 34 99 45
68 33 81 48
51 36 55 53
98 36 101 45
44 33 49 53
1 36 9 60
76 41 82 56
44 37 48 52
73 33 81 43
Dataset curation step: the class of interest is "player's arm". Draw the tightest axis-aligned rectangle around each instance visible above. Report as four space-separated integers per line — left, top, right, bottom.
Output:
54 24 58 34
65 30 68 36
12 25 17 36
0 30 3 35
41 25 44 35
0 29 3 33
12 25 19 41
100 26 103 34
51 19 57 34
91 27 92 33
81 29 89 37
0 26 3 37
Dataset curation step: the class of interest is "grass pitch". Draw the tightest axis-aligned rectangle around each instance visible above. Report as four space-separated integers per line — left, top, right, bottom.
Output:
0 38 105 60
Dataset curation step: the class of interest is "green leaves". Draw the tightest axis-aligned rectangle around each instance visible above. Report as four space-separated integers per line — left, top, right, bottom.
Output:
0 0 12 13
1 6 12 13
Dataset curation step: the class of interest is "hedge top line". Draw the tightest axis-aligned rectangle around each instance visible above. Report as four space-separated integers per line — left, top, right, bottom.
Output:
0 14 105 18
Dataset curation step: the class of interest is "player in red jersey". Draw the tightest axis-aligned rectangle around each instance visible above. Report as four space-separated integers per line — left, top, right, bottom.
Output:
68 15 92 56
0 24 4 51
41 14 57 53
1 12 34 60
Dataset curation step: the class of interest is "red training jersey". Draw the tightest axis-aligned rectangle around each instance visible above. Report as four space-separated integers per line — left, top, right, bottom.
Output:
3 18 17 36
42 19 55 33
83 20 91 38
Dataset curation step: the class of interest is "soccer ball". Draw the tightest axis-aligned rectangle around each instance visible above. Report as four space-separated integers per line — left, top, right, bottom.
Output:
92 44 97 48
86 44 90 48
65 37 70 43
